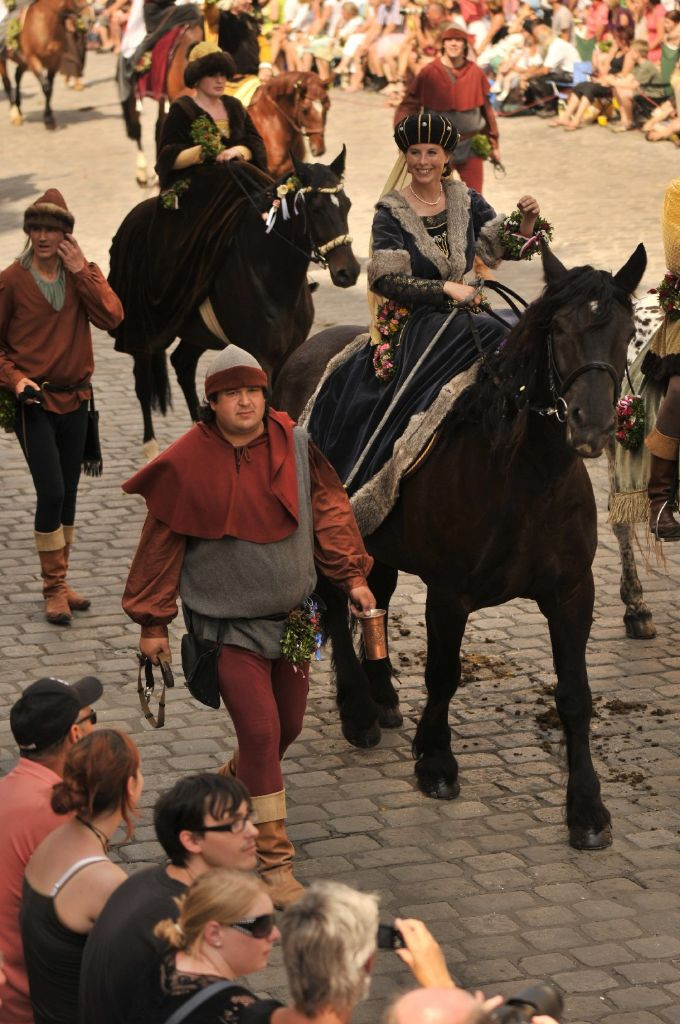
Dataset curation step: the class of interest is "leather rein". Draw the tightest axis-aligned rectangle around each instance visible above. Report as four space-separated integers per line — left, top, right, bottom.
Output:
251 79 328 139
467 280 626 423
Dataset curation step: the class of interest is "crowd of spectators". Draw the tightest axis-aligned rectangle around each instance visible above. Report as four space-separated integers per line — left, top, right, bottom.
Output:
0 675 561 1024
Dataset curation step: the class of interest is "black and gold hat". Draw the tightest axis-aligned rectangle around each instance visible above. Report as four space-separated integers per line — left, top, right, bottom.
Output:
394 112 459 153
184 42 237 89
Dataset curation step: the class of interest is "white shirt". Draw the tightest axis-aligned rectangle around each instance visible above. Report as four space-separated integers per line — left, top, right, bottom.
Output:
543 36 579 73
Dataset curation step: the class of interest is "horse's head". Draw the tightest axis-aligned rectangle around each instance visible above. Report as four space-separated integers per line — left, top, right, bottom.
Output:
541 242 647 458
293 74 330 157
290 147 360 288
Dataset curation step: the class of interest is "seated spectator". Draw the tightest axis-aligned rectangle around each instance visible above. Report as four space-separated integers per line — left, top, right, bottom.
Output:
610 38 671 130
523 20 580 112
366 0 407 94
335 0 383 91
0 675 101 1024
548 0 573 41
550 27 634 128
20 729 142 1024
129 869 280 1023
394 2 447 97
79 773 258 1024
302 0 364 82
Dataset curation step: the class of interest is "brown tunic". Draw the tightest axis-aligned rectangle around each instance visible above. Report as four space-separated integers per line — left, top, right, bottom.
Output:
123 438 373 638
0 260 123 414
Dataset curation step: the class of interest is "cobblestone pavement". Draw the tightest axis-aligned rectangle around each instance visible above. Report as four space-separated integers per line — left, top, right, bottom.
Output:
2 60 680 1024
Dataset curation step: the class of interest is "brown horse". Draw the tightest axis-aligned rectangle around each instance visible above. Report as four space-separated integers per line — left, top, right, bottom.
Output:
123 57 330 183
247 71 330 177
1 0 84 128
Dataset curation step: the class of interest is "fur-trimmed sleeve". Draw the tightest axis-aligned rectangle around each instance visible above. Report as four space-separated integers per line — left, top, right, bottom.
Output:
367 207 412 288
470 189 507 269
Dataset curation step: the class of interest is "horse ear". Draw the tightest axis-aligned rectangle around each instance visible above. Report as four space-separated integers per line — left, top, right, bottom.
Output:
541 239 568 284
612 243 647 296
329 145 346 180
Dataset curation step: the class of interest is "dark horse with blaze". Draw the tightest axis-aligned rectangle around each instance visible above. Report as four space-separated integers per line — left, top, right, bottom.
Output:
273 243 647 851
109 149 359 456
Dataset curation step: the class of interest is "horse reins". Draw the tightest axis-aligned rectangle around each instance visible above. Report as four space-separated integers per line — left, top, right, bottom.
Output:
224 161 352 267
467 280 628 423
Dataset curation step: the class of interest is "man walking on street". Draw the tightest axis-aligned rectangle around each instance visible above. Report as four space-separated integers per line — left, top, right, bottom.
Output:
122 346 375 908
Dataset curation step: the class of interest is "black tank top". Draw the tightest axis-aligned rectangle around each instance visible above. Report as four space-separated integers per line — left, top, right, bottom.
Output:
20 856 108 1024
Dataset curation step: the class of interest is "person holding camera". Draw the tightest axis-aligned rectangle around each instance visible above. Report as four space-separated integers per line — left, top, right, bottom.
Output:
0 189 123 625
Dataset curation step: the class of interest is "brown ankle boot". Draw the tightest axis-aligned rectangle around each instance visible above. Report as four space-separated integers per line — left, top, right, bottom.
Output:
648 454 680 541
252 791 304 909
36 529 72 625
63 527 91 611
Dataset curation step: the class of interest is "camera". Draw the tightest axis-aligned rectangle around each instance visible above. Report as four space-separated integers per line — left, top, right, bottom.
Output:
377 923 405 950
490 983 563 1024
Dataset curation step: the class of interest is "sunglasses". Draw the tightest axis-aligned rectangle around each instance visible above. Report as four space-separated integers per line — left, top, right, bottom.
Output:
230 913 276 939
75 710 97 727
200 811 257 835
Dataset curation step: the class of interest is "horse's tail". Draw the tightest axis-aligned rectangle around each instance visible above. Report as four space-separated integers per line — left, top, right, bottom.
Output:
133 351 172 415
121 93 141 142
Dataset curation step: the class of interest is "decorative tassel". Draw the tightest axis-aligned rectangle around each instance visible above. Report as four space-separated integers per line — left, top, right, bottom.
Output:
608 489 649 524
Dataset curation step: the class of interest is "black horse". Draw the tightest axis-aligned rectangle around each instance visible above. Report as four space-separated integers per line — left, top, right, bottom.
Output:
273 243 647 851
109 149 359 457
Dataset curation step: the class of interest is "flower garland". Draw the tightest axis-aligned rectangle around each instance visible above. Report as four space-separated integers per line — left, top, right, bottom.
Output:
615 394 645 451
190 114 225 161
652 272 680 321
371 300 410 382
470 134 492 160
134 52 152 75
497 210 553 261
160 177 190 210
280 598 323 665
276 175 302 199
6 16 20 53
0 390 17 434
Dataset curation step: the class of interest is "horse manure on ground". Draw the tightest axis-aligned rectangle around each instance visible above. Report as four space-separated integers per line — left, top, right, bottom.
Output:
602 698 648 714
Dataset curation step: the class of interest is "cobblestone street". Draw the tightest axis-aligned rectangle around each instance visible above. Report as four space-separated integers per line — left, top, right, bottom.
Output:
2 59 680 1023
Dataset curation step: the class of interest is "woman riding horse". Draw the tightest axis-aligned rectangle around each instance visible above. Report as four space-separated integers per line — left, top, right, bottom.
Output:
308 111 540 493
110 41 268 354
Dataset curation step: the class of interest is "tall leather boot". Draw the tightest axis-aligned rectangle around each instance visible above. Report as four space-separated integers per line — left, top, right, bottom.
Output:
646 429 680 541
35 528 72 625
251 790 304 910
62 525 91 611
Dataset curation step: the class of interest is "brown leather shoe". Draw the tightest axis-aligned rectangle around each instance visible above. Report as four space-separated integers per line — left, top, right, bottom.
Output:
251 792 304 909
37 547 72 625
63 530 91 610
648 455 680 541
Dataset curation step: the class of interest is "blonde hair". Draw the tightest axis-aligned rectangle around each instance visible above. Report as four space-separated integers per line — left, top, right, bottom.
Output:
631 38 649 55
280 881 379 1016
154 869 266 952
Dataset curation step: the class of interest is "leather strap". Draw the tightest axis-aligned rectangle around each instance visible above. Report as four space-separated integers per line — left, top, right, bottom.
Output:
137 654 174 729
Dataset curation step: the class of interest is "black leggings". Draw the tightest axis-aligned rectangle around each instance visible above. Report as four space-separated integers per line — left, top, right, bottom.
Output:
15 402 89 533
572 81 613 102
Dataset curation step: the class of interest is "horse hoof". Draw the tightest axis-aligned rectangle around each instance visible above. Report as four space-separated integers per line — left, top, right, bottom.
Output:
136 174 148 187
420 777 461 800
624 611 657 640
377 705 403 729
142 439 160 462
341 719 381 749
569 824 612 850
45 119 56 131
9 106 23 126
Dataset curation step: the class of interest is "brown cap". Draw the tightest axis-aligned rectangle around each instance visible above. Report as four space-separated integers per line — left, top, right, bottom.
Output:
23 189 74 234
441 25 474 42
204 345 268 398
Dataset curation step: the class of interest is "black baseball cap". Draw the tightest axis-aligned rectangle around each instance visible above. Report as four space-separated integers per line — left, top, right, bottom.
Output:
10 676 103 753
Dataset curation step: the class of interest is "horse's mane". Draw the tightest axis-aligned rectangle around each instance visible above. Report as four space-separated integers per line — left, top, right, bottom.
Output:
453 263 634 452
263 71 327 101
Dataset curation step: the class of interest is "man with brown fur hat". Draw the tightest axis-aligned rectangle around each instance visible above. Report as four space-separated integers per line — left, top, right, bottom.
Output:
122 346 375 908
0 190 123 624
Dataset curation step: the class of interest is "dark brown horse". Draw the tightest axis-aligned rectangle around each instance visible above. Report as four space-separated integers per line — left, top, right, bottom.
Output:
273 243 647 851
110 149 359 457
1 0 85 128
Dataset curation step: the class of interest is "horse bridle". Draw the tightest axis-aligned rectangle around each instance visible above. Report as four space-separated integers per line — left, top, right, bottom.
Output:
253 79 328 139
467 280 626 424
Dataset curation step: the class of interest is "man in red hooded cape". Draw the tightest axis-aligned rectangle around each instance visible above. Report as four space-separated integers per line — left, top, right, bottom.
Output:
122 345 375 908
395 26 499 194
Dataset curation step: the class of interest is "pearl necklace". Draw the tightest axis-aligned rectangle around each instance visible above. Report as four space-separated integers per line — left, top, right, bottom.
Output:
409 182 443 207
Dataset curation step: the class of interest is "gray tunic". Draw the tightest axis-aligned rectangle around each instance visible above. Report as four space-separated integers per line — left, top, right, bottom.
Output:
179 426 317 660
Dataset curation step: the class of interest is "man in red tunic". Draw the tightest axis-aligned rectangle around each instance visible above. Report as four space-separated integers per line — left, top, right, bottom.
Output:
122 346 376 908
395 26 499 194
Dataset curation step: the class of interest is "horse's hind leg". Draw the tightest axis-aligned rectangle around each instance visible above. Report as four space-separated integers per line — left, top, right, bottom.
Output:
539 573 612 851
41 68 56 129
170 339 202 424
413 588 466 800
611 521 656 639
317 573 382 749
132 352 158 460
360 561 402 728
